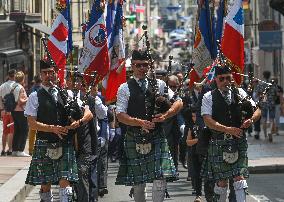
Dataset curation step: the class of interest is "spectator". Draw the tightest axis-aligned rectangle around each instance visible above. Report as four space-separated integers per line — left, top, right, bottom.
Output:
256 71 278 142
271 78 283 136
0 69 16 156
251 79 262 139
11 71 29 157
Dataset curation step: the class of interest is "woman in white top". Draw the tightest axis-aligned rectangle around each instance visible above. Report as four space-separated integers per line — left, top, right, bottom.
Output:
11 71 29 157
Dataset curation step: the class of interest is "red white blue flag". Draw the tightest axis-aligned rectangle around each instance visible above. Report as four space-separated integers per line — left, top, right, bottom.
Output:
78 0 110 84
216 0 226 42
103 0 126 103
221 0 244 85
47 0 72 85
192 0 217 78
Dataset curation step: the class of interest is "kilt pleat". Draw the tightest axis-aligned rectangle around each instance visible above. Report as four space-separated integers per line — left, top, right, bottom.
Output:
116 130 178 186
201 137 249 181
25 140 79 185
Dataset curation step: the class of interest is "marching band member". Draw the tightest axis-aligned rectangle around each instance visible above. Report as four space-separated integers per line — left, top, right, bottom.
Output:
201 64 261 202
115 50 183 202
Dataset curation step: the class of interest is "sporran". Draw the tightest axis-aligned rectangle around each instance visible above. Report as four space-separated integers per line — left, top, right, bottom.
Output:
46 142 63 160
222 134 239 164
135 133 152 155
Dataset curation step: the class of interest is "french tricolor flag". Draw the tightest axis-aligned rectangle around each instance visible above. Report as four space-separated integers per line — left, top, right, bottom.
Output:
78 0 110 84
47 0 72 85
221 0 244 85
103 0 126 103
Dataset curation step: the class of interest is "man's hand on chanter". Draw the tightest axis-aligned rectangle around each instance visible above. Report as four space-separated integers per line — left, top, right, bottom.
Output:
51 125 68 139
152 113 167 123
139 119 155 133
226 127 243 138
241 118 253 129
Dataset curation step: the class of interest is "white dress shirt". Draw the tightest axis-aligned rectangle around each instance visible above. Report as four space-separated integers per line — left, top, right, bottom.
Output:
116 77 175 114
201 88 256 116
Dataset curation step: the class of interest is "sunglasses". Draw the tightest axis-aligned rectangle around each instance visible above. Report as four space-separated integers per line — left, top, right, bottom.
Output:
133 63 149 68
218 76 232 82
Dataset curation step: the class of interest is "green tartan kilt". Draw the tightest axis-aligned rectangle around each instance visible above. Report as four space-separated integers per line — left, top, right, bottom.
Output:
201 137 249 181
25 140 79 185
115 130 178 186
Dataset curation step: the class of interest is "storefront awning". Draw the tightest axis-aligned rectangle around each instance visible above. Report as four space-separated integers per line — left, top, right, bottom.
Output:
24 23 51 35
0 49 27 66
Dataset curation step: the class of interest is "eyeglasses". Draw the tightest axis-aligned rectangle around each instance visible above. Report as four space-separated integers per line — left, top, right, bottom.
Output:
218 76 232 82
132 63 149 68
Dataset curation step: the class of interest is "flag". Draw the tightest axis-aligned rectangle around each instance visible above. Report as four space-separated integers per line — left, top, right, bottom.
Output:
102 0 117 94
221 0 244 85
78 0 110 84
192 0 217 79
130 4 145 13
216 0 226 42
106 0 117 41
104 0 126 103
207 65 216 81
47 0 72 85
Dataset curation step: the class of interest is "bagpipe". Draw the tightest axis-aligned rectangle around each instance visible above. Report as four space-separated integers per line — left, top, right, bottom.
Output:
142 25 172 117
215 41 263 122
41 38 97 122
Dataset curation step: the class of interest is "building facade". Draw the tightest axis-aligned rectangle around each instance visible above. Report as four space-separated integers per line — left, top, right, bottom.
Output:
250 0 283 86
0 0 91 85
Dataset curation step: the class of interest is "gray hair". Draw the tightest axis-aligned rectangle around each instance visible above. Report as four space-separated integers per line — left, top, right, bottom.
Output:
168 75 179 84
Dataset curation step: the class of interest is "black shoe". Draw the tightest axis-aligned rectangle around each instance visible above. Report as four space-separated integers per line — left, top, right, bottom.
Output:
268 134 273 142
254 134 260 140
6 151 12 156
1 151 6 156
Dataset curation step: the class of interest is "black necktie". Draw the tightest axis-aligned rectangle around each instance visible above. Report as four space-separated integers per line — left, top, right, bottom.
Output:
222 90 231 105
138 79 147 93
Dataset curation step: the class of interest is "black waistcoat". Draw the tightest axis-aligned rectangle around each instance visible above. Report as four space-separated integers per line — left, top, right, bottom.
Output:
212 89 242 129
36 88 71 143
127 78 155 122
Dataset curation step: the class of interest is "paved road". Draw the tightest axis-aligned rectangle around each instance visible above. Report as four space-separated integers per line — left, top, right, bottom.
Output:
247 174 284 202
25 162 259 202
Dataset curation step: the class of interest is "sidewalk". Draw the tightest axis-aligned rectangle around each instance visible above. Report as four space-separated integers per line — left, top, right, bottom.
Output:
0 121 32 202
1 120 284 201
247 131 284 173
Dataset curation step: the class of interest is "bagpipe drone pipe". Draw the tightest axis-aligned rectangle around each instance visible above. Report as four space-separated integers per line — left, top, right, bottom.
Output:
142 25 172 117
